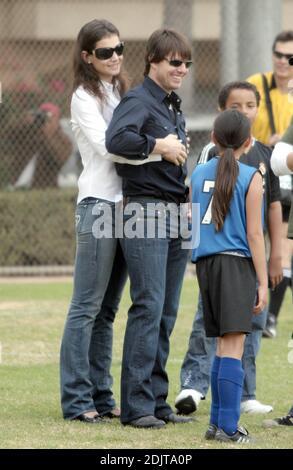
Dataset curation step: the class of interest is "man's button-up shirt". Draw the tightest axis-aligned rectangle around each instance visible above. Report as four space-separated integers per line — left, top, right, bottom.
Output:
106 77 188 203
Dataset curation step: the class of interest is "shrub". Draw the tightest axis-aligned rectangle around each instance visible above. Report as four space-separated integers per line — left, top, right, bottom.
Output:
0 189 77 266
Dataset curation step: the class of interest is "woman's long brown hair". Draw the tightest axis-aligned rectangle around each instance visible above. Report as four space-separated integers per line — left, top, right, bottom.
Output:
211 109 251 231
72 19 129 101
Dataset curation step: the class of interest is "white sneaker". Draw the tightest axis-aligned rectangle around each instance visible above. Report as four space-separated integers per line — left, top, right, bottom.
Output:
175 389 203 415
240 399 273 414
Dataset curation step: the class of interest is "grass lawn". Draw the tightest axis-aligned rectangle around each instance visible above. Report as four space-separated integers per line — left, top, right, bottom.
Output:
0 276 292 449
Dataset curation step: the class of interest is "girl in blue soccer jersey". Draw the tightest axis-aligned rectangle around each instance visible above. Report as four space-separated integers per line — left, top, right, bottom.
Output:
191 109 268 443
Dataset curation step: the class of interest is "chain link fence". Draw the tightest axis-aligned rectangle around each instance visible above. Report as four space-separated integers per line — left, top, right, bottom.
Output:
0 0 285 271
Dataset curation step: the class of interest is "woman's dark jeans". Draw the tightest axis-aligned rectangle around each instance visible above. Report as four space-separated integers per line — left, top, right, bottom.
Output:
60 198 127 419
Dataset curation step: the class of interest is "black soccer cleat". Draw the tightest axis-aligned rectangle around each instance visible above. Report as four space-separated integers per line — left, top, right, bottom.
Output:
215 425 254 444
204 423 218 440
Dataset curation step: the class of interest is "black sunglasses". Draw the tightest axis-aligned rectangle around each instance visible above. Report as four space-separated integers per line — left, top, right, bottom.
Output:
93 42 124 60
164 58 193 69
273 50 293 61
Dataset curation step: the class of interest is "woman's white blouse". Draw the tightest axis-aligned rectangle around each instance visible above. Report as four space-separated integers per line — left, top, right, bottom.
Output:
71 82 122 203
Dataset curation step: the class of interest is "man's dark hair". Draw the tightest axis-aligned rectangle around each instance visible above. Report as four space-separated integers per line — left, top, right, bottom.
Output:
144 28 191 76
272 30 293 51
218 81 261 109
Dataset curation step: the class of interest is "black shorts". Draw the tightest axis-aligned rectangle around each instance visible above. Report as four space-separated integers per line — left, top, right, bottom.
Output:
282 203 290 223
196 254 256 337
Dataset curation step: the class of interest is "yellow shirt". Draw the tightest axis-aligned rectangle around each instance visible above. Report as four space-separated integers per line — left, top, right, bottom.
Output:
247 71 293 145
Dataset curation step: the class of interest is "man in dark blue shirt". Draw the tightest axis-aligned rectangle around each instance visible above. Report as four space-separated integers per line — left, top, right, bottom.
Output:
106 28 192 428
106 59 189 202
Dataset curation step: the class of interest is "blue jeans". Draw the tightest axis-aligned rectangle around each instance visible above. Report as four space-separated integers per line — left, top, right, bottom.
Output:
180 292 268 401
60 198 127 419
120 198 189 423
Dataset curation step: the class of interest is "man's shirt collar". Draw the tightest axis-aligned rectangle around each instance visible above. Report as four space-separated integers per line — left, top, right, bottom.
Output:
143 76 182 110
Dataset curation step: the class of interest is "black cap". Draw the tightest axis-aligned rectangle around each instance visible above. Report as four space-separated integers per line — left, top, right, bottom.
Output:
289 55 293 66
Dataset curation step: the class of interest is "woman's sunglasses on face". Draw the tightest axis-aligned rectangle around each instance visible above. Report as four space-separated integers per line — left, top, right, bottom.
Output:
93 42 124 60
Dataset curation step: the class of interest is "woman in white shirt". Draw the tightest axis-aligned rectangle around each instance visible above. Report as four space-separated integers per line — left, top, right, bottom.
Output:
60 19 128 423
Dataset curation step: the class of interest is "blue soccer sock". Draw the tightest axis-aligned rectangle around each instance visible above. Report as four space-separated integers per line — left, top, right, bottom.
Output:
210 355 221 426
218 357 244 435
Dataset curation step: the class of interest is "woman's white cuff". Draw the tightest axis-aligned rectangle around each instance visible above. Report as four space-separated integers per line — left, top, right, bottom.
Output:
271 142 293 176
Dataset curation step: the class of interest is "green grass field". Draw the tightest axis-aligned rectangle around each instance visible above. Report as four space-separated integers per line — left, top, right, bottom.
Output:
0 276 292 449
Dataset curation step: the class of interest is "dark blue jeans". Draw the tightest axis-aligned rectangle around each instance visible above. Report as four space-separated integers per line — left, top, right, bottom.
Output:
60 198 127 419
120 198 189 423
180 292 268 400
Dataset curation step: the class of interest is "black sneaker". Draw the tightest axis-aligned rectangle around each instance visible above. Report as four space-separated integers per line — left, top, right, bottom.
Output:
262 313 277 338
204 424 217 440
275 414 293 426
174 389 202 415
215 426 254 443
263 413 293 427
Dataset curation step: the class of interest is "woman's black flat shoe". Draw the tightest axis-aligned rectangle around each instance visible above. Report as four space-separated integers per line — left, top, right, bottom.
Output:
74 413 104 424
102 407 121 419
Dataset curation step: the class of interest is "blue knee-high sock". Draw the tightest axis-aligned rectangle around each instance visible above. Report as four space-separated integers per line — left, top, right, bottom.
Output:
210 355 221 426
218 357 244 435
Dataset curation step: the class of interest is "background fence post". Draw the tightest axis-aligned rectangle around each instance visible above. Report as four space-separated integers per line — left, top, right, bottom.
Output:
163 0 195 113
220 0 239 85
238 0 282 78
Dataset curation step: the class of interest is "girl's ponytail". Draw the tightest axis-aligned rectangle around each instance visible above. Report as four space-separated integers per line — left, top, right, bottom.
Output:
211 110 250 231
